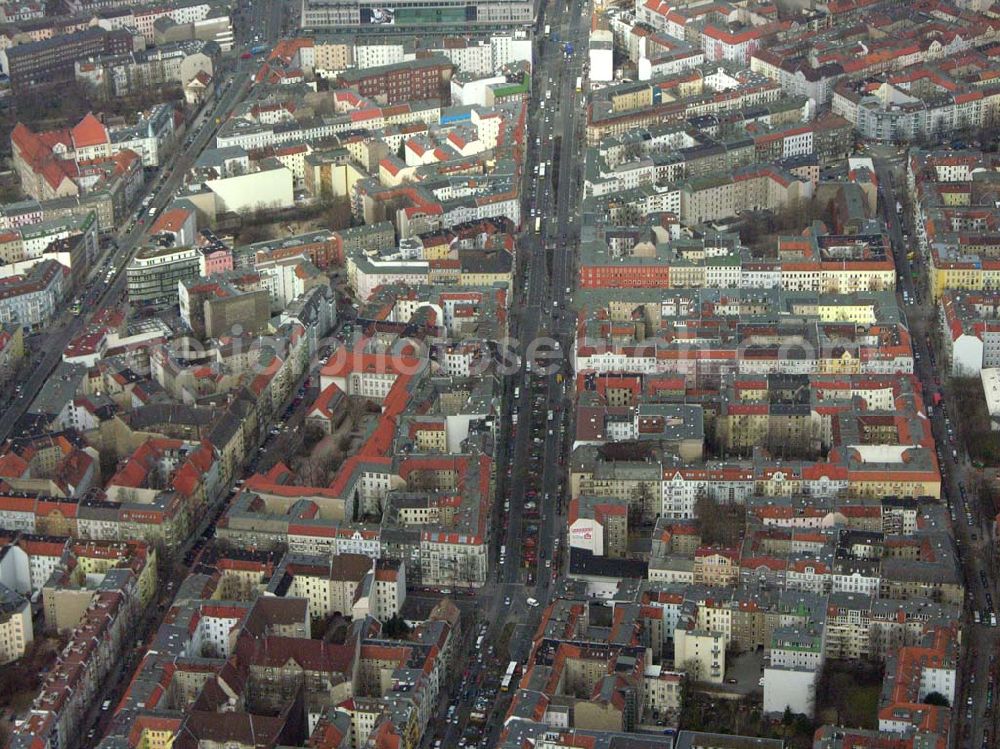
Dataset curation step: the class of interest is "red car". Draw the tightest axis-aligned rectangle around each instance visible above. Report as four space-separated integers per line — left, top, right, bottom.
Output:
240 52 252 59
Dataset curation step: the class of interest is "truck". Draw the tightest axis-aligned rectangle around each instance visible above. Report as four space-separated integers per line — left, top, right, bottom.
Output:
547 409 554 422
564 42 573 56
575 76 582 93
535 216 541 233
250 44 268 55
544 23 550 36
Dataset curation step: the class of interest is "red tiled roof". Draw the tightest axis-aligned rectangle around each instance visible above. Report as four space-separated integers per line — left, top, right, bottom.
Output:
70 112 108 149
150 208 190 235
11 123 77 191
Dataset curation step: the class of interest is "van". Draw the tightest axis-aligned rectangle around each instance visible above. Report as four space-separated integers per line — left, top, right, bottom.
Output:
526 597 539 607
500 545 506 557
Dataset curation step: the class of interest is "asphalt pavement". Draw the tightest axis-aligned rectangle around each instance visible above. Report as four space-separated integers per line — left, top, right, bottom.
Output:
417 0 591 745
877 158 998 749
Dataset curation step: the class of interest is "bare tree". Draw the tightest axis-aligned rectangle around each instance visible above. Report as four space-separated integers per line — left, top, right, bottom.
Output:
694 494 744 548
681 657 704 682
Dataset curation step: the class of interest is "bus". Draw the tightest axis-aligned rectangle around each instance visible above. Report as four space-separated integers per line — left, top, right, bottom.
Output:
535 217 541 233
539 162 546 178
500 661 520 692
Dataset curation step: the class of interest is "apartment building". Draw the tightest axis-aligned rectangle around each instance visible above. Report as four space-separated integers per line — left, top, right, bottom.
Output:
0 584 32 664
335 57 454 106
0 259 66 330
2 27 132 91
74 39 218 100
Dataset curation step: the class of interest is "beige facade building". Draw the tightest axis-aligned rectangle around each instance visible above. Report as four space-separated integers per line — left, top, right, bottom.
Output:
673 627 724 684
0 585 32 664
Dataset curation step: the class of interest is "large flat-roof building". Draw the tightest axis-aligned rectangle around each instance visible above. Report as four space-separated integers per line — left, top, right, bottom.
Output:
2 27 133 92
300 0 533 31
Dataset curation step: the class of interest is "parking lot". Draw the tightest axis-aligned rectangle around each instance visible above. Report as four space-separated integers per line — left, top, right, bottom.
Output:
722 649 765 696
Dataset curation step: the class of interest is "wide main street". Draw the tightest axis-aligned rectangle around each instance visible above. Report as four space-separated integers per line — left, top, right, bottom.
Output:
493 0 590 644
418 1 591 745
7 1 995 746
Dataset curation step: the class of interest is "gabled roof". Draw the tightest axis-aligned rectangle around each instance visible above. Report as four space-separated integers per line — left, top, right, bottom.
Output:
11 122 77 191
70 113 109 149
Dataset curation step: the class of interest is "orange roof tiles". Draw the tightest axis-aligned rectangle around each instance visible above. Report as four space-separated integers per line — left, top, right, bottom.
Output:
70 112 109 149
